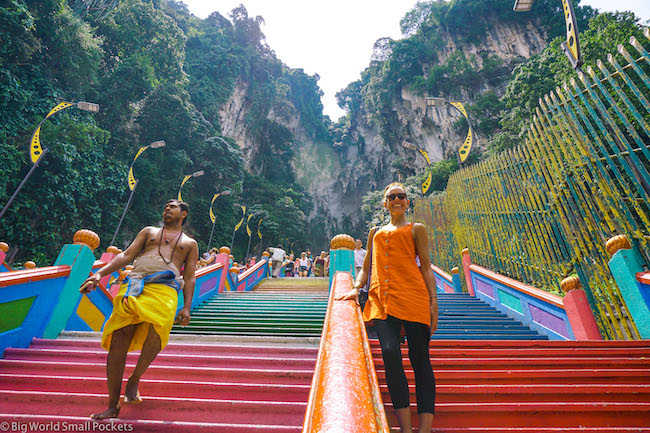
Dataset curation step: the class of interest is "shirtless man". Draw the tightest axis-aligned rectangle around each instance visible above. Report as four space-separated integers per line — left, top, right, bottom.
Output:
80 199 199 419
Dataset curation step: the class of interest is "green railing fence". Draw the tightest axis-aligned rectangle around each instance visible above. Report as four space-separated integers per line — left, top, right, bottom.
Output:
413 29 650 340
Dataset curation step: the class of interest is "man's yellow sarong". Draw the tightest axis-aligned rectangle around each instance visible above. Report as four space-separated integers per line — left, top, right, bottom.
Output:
101 255 182 352
101 282 178 352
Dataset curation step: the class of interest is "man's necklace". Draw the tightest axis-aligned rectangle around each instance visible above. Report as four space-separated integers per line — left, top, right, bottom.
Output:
159 227 183 265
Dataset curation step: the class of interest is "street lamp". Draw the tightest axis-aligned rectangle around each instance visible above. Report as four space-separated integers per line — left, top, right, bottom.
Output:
0 101 100 220
110 140 166 245
402 141 433 195
206 190 232 253
425 97 474 165
177 170 204 202
513 0 582 70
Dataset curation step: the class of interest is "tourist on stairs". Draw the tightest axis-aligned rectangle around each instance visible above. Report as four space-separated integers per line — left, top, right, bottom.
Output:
80 199 198 420
298 252 311 277
337 182 439 432
314 251 327 277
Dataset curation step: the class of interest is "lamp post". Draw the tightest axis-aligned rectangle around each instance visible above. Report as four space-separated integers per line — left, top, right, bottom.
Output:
177 170 204 202
110 140 166 246
513 0 583 70
402 140 433 195
206 190 231 253
0 101 100 220
425 97 474 165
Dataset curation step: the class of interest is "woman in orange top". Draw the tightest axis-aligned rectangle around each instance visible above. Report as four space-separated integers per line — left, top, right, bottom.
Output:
339 182 439 433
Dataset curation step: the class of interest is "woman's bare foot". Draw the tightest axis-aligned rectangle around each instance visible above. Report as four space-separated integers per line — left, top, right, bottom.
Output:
90 405 120 420
123 377 142 404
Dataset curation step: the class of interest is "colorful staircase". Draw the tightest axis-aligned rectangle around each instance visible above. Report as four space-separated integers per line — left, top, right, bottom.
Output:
434 292 546 339
372 294 650 431
0 278 328 432
171 278 329 337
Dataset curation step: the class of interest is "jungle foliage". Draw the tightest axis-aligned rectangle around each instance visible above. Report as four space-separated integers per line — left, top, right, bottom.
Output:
0 0 326 264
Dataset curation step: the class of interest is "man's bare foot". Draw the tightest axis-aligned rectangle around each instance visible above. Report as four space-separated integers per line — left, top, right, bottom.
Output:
90 405 120 420
123 377 142 404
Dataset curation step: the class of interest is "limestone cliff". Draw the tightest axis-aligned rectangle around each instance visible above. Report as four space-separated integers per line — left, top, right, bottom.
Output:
218 18 549 235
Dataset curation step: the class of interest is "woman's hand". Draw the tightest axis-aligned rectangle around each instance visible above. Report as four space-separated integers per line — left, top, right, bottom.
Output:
429 304 439 336
335 288 359 303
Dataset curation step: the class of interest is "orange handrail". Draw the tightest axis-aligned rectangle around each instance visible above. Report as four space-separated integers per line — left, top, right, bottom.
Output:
195 261 224 278
238 258 267 280
302 271 389 433
0 265 71 287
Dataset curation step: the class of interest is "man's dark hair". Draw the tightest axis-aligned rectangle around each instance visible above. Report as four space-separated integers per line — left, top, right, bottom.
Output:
166 199 189 225
277 244 283 249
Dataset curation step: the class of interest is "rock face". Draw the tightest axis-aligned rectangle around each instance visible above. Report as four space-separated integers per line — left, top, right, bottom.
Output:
218 20 547 233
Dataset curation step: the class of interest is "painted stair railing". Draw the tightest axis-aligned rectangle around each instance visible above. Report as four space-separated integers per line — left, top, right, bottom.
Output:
0 231 269 357
0 260 322 432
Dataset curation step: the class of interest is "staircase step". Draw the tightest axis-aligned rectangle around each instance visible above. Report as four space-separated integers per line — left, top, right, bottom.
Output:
1 374 310 402
1 415 302 433
0 390 307 424
378 383 650 403
2 348 317 369
0 359 314 384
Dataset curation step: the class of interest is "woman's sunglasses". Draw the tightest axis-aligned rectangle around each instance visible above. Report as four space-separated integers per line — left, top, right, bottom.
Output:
387 193 407 201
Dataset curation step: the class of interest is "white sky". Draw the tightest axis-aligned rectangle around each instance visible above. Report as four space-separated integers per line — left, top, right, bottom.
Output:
181 0 650 121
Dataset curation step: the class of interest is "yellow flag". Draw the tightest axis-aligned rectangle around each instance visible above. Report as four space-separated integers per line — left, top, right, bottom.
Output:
449 102 473 163
418 148 431 165
246 214 253 236
449 101 468 118
30 102 74 164
177 174 193 201
257 219 263 239
234 206 246 232
128 146 148 191
561 0 581 67
210 193 222 224
421 171 432 195
458 126 473 163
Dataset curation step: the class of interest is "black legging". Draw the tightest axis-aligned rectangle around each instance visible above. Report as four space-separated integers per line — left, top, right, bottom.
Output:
374 315 435 413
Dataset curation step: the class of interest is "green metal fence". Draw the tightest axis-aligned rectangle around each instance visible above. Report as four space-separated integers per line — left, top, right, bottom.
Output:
413 29 650 340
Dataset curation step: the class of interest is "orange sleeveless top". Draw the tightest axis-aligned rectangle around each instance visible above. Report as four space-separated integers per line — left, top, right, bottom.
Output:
362 223 431 327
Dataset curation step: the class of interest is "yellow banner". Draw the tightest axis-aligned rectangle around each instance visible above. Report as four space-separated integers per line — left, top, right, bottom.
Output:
449 101 468 118
418 148 431 165
234 206 246 232
458 126 473 163
210 193 220 224
177 175 193 201
30 102 75 164
561 0 581 65
422 171 432 195
30 126 44 164
257 219 263 239
246 214 253 236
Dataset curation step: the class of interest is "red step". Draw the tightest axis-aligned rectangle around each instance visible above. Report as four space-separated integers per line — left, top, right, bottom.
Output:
0 337 316 431
370 339 650 430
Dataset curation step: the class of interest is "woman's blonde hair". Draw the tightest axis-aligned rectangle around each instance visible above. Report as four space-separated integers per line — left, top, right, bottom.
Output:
383 182 406 200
